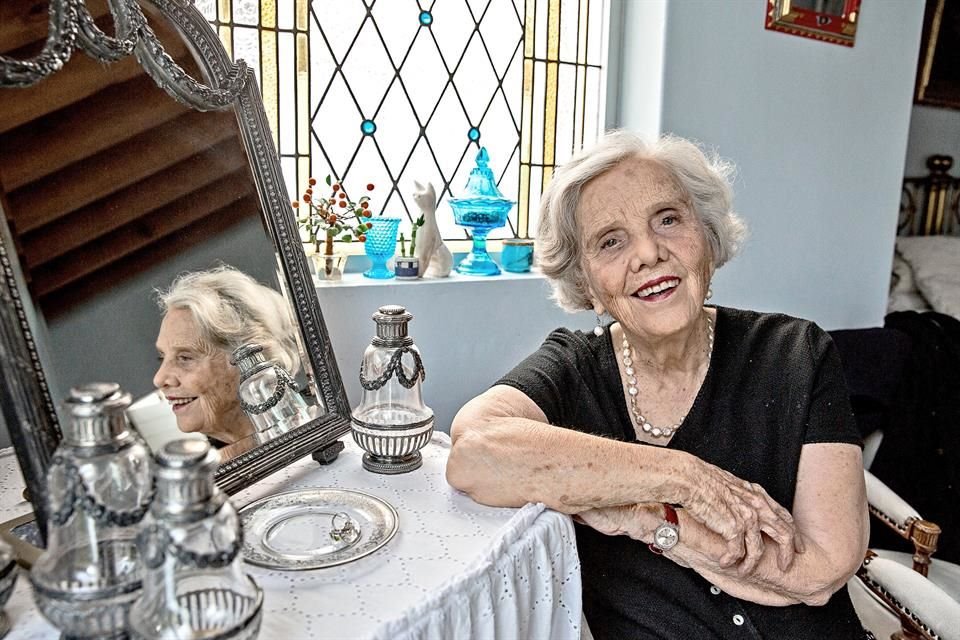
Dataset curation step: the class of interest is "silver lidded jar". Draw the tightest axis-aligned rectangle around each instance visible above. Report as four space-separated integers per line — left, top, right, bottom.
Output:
128 439 263 640
30 382 154 639
0 537 17 639
351 305 434 474
231 343 313 444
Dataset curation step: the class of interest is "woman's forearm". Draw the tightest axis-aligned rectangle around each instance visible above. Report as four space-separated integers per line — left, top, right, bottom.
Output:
580 503 858 607
447 410 690 513
668 511 861 606
448 386 801 555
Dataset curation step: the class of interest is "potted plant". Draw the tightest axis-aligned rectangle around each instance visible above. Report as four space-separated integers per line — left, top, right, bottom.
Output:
293 176 376 281
395 216 424 279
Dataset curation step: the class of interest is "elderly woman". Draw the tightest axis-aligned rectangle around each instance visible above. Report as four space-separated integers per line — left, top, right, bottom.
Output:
153 266 301 447
446 132 869 638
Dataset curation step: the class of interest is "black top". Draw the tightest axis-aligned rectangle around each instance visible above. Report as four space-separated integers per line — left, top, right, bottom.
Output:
497 307 865 640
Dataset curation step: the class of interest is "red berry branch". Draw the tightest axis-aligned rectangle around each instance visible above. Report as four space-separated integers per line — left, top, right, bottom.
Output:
293 175 377 256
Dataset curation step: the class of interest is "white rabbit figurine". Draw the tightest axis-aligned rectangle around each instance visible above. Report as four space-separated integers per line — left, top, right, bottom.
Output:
413 181 453 277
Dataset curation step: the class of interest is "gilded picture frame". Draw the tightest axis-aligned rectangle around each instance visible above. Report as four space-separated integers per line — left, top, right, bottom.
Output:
765 0 862 48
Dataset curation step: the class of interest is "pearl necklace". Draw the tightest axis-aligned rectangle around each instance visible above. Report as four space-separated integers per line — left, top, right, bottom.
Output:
620 314 715 439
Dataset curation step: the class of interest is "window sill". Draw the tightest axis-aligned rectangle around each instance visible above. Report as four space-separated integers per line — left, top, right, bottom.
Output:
314 268 547 288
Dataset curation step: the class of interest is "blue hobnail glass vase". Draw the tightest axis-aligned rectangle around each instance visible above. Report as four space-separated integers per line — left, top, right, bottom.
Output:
363 217 401 279
449 148 515 276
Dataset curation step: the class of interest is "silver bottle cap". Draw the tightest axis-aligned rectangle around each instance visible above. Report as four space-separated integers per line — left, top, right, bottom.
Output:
154 439 221 519
62 382 132 446
231 344 271 381
372 305 413 347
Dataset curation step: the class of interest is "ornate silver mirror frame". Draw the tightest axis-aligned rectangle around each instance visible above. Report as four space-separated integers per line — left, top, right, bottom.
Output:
0 0 351 537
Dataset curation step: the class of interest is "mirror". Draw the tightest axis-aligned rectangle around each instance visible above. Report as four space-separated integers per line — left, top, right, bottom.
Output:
0 0 351 536
765 0 862 47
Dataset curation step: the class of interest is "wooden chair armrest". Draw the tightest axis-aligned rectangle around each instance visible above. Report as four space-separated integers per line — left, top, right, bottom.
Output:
865 470 921 534
858 552 960 640
864 470 941 576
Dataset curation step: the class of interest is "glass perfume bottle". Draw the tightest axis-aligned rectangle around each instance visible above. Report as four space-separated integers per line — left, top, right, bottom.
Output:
231 343 313 444
128 439 263 640
30 382 154 639
351 305 434 474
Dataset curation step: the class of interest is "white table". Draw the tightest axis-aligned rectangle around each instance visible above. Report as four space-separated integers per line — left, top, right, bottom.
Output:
0 434 582 639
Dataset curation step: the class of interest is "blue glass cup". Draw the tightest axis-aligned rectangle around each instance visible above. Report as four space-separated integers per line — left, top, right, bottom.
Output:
500 239 534 273
363 217 401 279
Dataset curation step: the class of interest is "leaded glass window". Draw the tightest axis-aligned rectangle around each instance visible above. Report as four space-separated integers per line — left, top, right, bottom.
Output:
200 0 609 247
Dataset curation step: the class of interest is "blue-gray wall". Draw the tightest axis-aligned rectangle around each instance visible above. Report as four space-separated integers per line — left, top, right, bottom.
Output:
316 273 593 433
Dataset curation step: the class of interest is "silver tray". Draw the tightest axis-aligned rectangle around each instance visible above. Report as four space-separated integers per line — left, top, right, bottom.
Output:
238 488 398 570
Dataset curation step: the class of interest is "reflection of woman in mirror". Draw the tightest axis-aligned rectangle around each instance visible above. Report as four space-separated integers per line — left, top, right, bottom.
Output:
153 266 301 448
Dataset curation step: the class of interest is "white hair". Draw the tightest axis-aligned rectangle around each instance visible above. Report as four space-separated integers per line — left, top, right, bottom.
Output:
536 130 748 312
157 266 301 376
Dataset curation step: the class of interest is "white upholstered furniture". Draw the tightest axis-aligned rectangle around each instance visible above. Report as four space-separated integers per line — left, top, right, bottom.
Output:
850 469 960 640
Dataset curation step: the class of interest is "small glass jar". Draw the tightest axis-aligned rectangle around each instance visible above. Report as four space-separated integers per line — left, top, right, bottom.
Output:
500 238 534 273
128 439 263 640
232 344 313 444
30 382 154 639
351 305 434 474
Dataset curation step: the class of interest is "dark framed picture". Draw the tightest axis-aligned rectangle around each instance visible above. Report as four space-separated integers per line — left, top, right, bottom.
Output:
916 0 960 109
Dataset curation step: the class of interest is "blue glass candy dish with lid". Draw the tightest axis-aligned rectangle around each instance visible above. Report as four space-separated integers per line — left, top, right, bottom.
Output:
449 148 515 276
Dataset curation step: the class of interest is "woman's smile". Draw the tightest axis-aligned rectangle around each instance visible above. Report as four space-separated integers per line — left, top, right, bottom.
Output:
167 396 197 413
633 276 681 301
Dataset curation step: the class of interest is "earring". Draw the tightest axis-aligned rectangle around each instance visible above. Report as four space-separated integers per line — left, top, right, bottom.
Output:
593 313 604 337
706 287 713 301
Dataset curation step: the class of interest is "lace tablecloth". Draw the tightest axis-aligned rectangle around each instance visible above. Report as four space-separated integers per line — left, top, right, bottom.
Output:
0 434 582 639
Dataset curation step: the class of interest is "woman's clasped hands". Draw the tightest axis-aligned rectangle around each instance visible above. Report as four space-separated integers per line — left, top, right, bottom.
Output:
577 454 802 576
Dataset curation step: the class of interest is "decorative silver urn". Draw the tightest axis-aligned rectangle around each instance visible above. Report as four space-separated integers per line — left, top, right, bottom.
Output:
30 383 154 639
128 439 263 639
351 305 434 474
231 343 313 444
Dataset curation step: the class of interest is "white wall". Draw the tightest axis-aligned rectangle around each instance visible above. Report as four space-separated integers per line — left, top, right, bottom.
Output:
905 105 960 177
617 0 925 330
609 0 666 140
